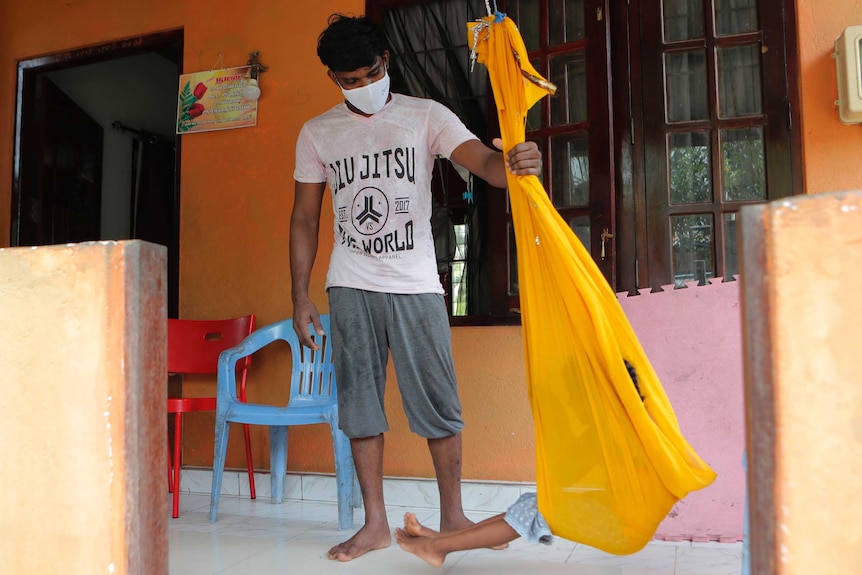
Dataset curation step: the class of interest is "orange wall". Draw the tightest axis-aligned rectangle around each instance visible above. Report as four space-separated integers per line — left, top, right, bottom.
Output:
0 0 537 482
796 0 862 193
6 0 858 485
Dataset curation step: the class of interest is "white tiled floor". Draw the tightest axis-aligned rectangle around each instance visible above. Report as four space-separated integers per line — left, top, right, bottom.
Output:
170 493 743 575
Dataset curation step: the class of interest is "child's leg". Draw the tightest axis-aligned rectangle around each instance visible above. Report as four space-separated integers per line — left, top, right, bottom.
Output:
403 511 511 550
395 513 520 567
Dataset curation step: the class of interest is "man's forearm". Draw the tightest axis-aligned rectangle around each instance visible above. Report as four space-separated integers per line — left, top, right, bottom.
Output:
484 153 509 189
290 219 319 303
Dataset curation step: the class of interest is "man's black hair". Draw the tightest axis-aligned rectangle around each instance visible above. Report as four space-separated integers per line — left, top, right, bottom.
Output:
317 14 388 72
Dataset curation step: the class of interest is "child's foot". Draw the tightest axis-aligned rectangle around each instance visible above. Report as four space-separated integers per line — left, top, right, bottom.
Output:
403 512 441 538
395 527 446 568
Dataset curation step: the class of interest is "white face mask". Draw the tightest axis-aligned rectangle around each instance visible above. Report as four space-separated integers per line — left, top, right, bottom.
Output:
339 70 390 115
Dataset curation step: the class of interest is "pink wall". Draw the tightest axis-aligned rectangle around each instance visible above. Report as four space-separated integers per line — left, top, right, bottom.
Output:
618 279 745 541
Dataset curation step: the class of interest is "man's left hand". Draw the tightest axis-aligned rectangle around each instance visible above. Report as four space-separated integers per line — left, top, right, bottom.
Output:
494 138 542 177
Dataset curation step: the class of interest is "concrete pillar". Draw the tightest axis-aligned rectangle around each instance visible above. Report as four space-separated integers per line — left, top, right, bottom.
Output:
740 191 862 574
0 241 167 574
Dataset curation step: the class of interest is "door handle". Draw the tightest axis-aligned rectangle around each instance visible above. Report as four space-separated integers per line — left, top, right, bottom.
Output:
601 228 614 260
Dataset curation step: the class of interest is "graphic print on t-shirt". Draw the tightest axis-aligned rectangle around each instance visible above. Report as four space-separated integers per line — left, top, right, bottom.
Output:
332 147 416 260
352 187 388 235
294 94 478 292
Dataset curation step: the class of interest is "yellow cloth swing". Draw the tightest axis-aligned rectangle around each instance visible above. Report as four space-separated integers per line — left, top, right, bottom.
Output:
467 14 717 555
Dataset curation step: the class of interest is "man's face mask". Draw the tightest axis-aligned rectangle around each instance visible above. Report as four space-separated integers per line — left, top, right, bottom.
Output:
338 68 390 115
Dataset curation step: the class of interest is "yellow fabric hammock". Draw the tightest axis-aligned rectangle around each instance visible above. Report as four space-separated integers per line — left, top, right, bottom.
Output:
467 14 717 555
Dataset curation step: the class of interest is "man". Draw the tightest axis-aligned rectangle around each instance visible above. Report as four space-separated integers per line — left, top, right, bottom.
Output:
290 14 542 562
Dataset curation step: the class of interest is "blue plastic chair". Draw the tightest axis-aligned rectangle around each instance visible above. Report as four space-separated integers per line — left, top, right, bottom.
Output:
209 315 357 530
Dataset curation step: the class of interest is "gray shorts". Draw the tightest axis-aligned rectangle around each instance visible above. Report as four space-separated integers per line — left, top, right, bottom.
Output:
328 287 464 439
504 493 553 545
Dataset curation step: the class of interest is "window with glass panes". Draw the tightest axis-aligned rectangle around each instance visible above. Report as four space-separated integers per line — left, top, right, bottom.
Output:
367 0 801 322
631 0 800 290
505 0 614 305
369 0 499 321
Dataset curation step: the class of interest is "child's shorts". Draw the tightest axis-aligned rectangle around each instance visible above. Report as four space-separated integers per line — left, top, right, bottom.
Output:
503 493 553 545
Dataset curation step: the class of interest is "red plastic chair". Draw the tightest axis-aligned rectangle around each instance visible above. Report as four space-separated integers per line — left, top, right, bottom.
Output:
167 315 256 518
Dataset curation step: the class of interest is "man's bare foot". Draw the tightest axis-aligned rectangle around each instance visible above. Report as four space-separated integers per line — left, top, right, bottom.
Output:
328 523 392 562
395 527 446 568
403 512 440 538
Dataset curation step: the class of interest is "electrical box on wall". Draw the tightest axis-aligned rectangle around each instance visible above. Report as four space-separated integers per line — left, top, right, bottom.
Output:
834 25 862 124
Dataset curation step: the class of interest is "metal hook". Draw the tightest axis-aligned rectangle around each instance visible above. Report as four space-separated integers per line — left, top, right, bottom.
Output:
247 51 269 80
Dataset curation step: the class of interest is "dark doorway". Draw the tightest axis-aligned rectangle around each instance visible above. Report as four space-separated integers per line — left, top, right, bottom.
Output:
12 30 183 317
21 77 104 245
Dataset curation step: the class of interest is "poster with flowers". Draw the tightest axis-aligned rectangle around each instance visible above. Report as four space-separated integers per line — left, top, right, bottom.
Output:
176 65 257 134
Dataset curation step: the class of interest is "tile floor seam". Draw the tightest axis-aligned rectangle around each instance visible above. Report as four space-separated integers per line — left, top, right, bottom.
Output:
207 536 283 575
442 548 470 573
209 545 278 575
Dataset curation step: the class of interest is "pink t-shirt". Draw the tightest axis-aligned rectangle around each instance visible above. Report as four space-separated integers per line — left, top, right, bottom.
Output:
294 93 478 294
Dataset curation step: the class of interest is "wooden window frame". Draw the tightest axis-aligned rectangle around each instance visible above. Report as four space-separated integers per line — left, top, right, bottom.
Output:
612 0 803 292
367 0 802 319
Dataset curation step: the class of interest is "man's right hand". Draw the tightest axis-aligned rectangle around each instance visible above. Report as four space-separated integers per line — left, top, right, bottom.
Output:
292 298 324 350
